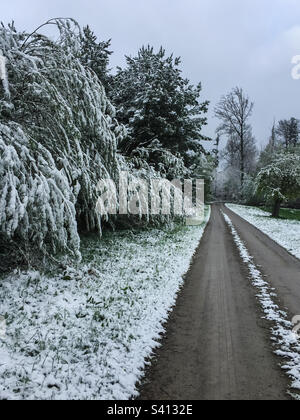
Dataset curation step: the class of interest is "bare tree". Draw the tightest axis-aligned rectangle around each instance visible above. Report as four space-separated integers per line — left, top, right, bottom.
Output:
222 128 257 175
214 87 254 190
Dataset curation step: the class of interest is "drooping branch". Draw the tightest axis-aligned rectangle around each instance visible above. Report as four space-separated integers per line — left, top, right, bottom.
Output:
20 17 77 50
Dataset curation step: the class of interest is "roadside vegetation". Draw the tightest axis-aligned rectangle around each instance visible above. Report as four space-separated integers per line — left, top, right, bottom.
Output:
226 204 300 260
214 90 300 217
260 207 300 222
0 208 210 400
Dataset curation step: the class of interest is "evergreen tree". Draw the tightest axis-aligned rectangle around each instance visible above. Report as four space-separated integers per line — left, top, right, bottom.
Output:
111 46 210 176
79 25 112 92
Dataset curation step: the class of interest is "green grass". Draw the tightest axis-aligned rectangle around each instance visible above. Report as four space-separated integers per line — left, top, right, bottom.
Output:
260 206 300 222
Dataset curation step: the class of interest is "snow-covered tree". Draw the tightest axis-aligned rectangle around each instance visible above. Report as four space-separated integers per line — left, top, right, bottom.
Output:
111 46 210 177
255 153 300 217
130 139 188 180
0 19 125 262
78 25 112 92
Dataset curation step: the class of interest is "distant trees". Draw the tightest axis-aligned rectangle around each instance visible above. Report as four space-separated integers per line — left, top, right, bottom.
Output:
215 87 254 191
258 118 300 169
258 119 300 165
222 128 257 176
214 89 300 209
219 129 257 201
255 153 300 217
254 121 300 213
214 87 256 201
276 118 300 149
256 123 278 172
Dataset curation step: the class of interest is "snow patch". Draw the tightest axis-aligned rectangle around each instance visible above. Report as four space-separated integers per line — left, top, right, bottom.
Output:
226 204 300 260
0 207 210 400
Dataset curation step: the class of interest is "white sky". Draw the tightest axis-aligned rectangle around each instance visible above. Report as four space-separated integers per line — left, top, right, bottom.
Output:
1 0 300 149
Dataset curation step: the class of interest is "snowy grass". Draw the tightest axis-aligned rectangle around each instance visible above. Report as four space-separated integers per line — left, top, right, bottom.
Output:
261 207 300 222
0 207 210 400
226 204 300 260
222 211 300 396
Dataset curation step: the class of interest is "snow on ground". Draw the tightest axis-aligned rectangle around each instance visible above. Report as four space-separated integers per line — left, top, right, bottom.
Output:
226 204 300 260
222 211 300 396
0 207 210 400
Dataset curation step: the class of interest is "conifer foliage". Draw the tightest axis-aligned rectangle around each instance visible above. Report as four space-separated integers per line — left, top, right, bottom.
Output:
111 46 210 177
78 25 112 92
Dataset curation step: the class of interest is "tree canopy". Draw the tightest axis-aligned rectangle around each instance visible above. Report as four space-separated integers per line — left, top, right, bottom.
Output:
111 46 210 175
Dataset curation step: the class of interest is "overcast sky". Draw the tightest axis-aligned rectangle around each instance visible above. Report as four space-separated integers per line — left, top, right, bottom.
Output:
2 0 300 149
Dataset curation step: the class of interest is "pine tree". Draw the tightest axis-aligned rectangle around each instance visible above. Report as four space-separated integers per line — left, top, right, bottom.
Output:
79 25 112 92
111 46 210 177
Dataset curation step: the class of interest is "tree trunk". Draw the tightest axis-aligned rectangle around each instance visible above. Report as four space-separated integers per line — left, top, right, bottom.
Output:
272 200 281 218
240 131 244 198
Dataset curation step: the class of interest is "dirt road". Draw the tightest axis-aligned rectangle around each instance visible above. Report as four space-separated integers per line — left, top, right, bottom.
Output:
138 204 298 400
